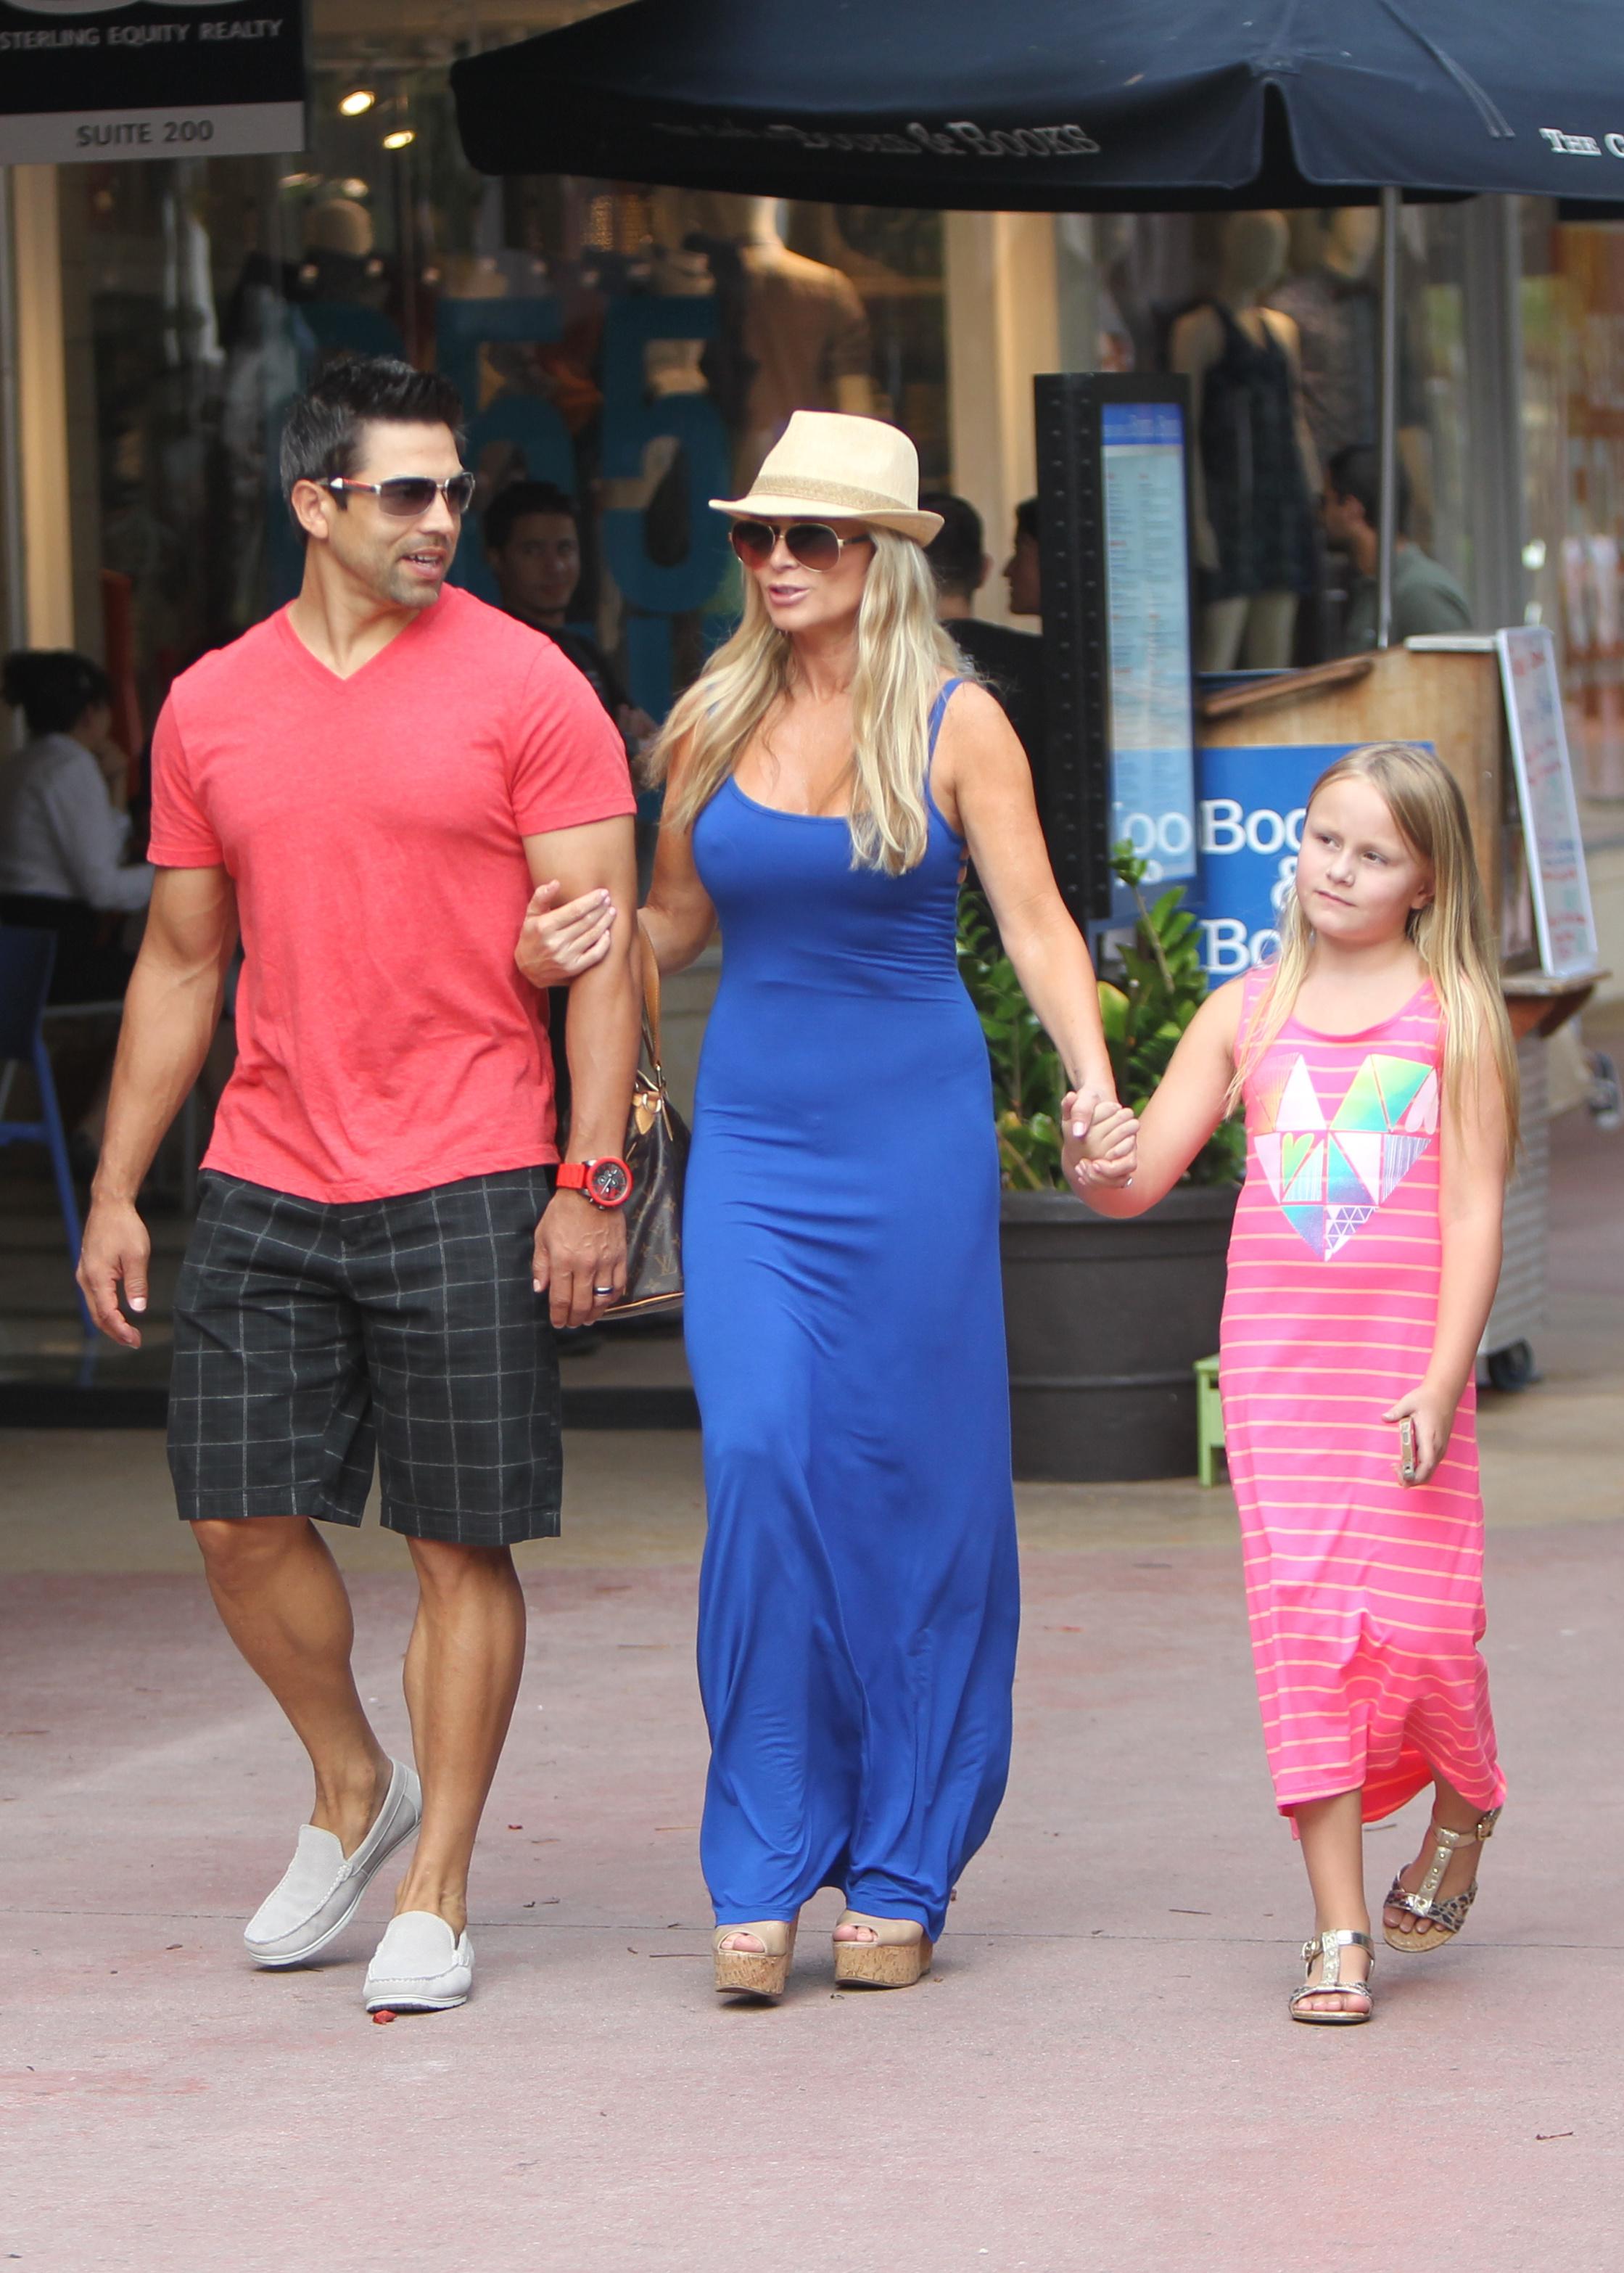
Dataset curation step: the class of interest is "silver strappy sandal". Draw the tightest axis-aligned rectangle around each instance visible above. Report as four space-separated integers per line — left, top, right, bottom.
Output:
1289 1928 1374 2025
1383 1807 1500 1954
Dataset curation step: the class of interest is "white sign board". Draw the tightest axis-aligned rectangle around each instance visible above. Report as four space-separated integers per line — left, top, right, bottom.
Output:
0 0 304 164
1496 624 1599 978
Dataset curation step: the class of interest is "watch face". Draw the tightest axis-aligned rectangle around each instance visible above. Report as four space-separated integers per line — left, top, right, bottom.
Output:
588 1159 630 1207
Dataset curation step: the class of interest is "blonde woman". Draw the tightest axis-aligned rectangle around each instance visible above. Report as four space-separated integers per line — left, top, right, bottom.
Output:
1070 745 1517 2025
518 414 1128 1997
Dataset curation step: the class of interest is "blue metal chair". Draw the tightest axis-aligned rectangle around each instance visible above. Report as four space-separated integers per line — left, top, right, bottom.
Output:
0 924 94 1333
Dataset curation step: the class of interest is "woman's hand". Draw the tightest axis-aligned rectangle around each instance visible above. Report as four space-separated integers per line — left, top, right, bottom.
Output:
516 879 617 989
617 701 659 755
1063 1095 1138 1192
91 733 131 810
1382 1379 1461 1487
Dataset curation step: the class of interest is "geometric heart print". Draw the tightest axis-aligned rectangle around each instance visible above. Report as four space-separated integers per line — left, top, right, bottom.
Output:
1255 1053 1439 1258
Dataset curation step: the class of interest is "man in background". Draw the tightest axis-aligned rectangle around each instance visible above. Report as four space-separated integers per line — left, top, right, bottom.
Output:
1005 496 1042 620
921 491 1047 817
484 480 655 755
1322 444 1471 652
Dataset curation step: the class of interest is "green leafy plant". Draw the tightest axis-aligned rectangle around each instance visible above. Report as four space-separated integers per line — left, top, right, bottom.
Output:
957 842 1245 1193
957 898 1068 1188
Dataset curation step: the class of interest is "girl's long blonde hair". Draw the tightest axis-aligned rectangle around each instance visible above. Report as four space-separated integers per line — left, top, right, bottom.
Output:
646 527 968 873
1233 743 1520 1159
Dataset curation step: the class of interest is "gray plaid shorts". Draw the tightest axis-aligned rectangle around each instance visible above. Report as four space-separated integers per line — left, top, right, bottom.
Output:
168 1167 561 1546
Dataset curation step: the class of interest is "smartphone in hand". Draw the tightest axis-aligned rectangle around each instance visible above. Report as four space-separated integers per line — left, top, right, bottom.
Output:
1398 1416 1418 1487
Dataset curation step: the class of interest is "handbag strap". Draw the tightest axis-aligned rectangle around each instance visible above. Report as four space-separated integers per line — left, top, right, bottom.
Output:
635 913 664 1074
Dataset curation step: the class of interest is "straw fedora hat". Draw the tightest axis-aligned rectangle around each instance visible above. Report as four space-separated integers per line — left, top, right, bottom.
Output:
711 410 944 544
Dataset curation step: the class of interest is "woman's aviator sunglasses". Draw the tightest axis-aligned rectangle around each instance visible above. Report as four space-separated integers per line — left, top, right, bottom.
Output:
729 519 875 574
322 473 478 519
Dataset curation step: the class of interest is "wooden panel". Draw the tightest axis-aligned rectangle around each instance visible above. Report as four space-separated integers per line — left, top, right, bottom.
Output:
11 165 73 651
944 212 1058 628
1203 647 1507 915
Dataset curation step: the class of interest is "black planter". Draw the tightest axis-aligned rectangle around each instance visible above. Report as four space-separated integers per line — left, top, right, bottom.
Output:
999 1184 1240 1482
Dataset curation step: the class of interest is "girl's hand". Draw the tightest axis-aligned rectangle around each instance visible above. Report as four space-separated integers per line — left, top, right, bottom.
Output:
516 880 616 988
1063 1097 1138 1193
1063 1086 1113 1145
1382 1381 1459 1487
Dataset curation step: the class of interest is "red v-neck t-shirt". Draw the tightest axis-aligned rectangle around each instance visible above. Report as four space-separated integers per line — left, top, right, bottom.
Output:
148 585 635 1202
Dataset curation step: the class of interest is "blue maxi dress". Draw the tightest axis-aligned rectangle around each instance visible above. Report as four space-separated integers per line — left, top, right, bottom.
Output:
684 681 1019 1943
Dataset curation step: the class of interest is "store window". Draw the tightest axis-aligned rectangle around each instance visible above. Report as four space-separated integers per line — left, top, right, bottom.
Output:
1520 205 1624 802
1062 203 1480 672
63 71 951 747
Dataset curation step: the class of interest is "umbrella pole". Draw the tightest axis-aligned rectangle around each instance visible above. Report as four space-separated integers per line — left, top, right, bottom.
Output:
1376 184 1401 650
0 168 27 659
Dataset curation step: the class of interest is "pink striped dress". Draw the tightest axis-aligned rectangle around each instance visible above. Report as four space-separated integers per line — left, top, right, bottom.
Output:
1221 972 1505 1823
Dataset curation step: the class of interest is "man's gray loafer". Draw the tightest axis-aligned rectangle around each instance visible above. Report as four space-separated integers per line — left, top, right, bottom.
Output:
363 1911 474 2013
244 1758 421 1968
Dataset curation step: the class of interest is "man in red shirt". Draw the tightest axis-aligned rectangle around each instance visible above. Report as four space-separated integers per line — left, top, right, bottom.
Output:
78 356 640 2015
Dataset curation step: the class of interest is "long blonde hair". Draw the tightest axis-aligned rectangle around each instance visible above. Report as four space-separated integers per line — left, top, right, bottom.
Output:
647 527 967 873
1233 743 1520 1158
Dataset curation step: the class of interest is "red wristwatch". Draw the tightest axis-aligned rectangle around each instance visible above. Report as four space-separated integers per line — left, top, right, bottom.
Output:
556 1156 633 1209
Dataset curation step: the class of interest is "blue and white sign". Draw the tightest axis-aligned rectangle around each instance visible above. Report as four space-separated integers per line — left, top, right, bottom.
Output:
1101 399 1195 902
1184 743 1425 977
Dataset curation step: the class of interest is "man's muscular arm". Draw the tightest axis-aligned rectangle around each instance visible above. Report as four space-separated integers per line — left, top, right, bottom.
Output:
79 866 237 1345
522 815 640 1328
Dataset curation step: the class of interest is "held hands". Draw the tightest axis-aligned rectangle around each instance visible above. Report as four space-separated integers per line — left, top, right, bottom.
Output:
1061 1090 1139 1193
533 1190 627 1329
1382 1379 1461 1489
78 1196 151 1348
516 879 617 989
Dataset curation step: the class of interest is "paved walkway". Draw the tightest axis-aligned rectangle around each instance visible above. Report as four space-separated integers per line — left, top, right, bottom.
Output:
3 1101 1620 2273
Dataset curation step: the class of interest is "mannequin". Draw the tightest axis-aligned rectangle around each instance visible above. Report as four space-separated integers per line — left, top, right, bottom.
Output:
644 188 723 406
1169 210 1318 673
1266 206 1432 544
295 197 388 308
668 192 875 485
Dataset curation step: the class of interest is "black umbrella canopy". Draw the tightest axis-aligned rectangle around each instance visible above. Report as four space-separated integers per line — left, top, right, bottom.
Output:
453 0 1624 208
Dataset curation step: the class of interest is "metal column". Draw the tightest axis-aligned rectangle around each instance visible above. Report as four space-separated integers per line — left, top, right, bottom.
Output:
0 167 27 663
1376 184 1401 650
1460 194 1529 633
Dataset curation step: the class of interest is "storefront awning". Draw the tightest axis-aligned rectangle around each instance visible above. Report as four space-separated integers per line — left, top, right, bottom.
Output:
452 0 1624 210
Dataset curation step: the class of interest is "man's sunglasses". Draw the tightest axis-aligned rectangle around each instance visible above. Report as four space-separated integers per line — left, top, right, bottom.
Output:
728 519 875 574
322 473 477 518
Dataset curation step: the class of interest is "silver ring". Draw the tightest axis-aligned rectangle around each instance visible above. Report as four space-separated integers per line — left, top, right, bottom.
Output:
593 1285 615 1296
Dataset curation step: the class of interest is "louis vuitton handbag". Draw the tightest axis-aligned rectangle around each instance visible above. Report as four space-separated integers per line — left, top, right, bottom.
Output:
613 924 688 1318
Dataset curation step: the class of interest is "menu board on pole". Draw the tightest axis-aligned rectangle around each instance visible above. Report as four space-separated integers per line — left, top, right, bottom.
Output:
1100 398 1198 903
1496 625 1599 978
1033 373 1198 926
0 1 305 163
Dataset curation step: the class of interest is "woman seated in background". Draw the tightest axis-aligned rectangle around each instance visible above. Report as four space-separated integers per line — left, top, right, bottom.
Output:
1 649 154 1163
0 648 153 1002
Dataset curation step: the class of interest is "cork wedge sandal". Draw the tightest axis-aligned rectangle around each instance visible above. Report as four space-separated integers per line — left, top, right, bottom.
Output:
1289 1928 1375 2025
832 1912 933 1989
1383 1807 1501 1954
712 1921 797 1999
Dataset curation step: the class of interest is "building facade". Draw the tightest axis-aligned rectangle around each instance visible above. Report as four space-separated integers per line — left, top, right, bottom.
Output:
3 18 1623 981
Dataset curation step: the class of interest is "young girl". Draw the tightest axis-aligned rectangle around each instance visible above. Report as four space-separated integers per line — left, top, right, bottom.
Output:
1067 744 1518 2024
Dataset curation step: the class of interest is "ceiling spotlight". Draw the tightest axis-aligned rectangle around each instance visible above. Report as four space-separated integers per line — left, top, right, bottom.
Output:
339 87 376 117
382 128 416 150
